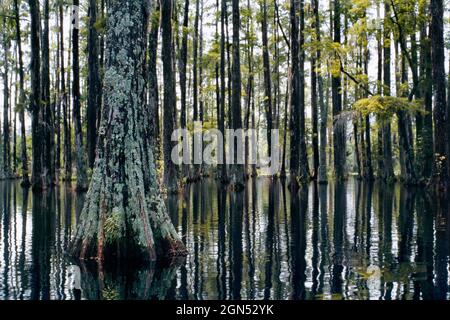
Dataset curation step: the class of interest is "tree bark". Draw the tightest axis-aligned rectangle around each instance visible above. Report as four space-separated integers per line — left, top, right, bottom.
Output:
161 0 178 193
314 0 327 184
381 2 395 182
2 17 11 179
332 0 346 181
148 3 160 158
219 0 228 183
13 0 30 187
41 0 53 187
87 0 101 169
430 0 449 187
72 0 88 191
60 5 72 183
69 0 185 262
261 0 273 162
28 0 44 191
230 0 245 189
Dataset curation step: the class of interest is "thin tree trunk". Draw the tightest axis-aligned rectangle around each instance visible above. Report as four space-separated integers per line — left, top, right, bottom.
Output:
161 0 178 193
179 0 190 179
148 3 160 158
72 0 88 191
381 2 394 182
28 0 44 191
219 0 228 183
2 17 11 179
13 0 30 187
430 0 449 187
87 0 100 169
261 0 273 161
332 0 346 181
230 0 245 189
61 5 72 183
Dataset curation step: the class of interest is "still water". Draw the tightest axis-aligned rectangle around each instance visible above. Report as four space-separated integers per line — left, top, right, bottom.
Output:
0 178 449 300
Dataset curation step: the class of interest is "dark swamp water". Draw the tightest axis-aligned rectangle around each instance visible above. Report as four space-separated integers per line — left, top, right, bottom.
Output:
0 178 449 300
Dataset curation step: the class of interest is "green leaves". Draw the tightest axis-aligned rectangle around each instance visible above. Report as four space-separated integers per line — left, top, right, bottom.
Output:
353 95 425 119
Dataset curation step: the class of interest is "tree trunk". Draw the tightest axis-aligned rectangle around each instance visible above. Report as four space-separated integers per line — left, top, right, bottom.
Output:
261 0 273 162
230 0 245 189
289 0 301 185
332 0 346 181
28 0 44 191
72 0 88 191
381 2 395 182
430 0 449 187
179 0 190 179
161 0 178 193
2 17 11 179
417 2 433 181
314 0 327 184
87 0 101 169
41 0 53 187
69 0 185 262
60 5 72 183
218 0 228 183
13 0 30 187
148 3 160 158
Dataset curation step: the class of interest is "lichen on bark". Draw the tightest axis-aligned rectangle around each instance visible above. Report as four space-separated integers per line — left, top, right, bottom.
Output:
68 0 186 262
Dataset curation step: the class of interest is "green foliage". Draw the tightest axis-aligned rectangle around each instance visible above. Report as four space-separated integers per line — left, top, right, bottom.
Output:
104 208 121 244
353 95 424 120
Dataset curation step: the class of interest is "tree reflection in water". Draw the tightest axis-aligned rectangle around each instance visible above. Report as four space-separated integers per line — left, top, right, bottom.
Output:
0 178 449 300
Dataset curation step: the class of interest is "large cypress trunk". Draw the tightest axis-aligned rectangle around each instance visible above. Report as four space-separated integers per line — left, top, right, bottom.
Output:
69 0 186 262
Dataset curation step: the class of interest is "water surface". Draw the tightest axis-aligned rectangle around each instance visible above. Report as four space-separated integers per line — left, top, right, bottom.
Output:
0 178 449 300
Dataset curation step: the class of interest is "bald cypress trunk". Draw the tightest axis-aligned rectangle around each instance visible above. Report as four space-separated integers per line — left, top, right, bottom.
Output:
179 0 190 179
41 0 53 187
298 0 310 183
261 0 273 161
430 0 449 188
148 3 160 157
161 0 178 193
332 0 346 181
219 0 228 183
60 5 72 183
69 0 185 262
87 0 101 169
72 0 88 191
314 0 327 184
230 0 245 189
28 0 44 191
13 0 30 187
381 3 394 182
289 0 300 185
2 17 11 179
